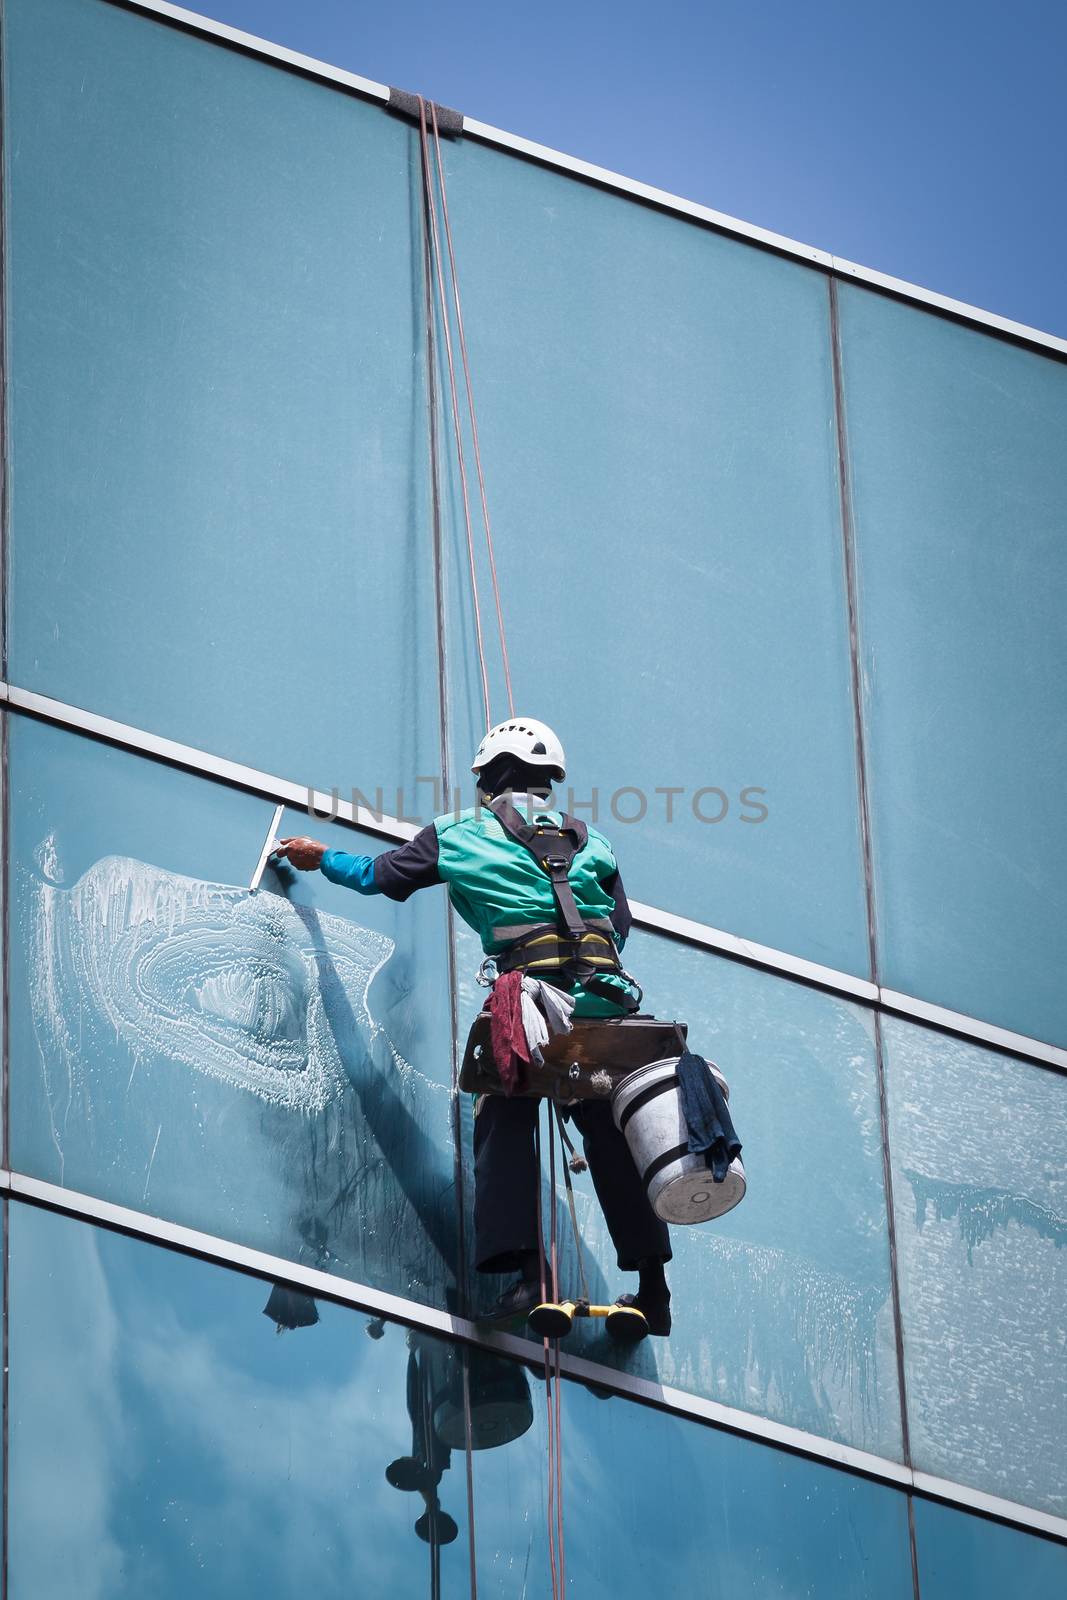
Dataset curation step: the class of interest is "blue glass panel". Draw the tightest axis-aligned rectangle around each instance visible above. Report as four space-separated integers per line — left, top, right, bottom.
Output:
471 1353 913 1599
838 284 1067 1045
439 136 868 974
7 0 869 978
9 1202 913 1600
6 0 439 797
459 929 903 1460
9 716 459 1309
913 1498 1067 1600
883 1016 1067 1516
8 1203 477 1599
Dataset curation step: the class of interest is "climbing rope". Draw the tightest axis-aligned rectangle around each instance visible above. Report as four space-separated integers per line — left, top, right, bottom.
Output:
418 106 480 1600
535 1110 566 1600
417 96 569 1596
554 1101 591 1308
417 96 491 734
428 103 516 720
416 1360 444 1600
417 96 516 731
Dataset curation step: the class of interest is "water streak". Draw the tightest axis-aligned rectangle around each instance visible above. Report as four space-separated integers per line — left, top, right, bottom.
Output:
904 1168 1067 1264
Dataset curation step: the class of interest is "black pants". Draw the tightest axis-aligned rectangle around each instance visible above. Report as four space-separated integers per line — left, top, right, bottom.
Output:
473 1095 671 1275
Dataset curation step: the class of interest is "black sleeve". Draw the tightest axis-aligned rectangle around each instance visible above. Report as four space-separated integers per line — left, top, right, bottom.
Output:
602 862 633 943
373 824 444 902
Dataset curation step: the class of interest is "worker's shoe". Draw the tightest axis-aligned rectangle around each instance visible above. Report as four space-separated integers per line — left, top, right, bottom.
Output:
610 1290 672 1339
477 1277 542 1328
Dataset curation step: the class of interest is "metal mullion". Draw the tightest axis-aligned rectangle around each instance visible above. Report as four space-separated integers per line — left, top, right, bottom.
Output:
831 273 920 1600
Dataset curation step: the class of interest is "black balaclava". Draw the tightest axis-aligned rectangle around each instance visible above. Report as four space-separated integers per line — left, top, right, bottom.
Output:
478 753 556 801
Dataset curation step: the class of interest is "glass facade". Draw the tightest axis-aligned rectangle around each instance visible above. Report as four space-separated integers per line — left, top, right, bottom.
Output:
883 1017 1067 1516
8 715 459 1311
3 0 1065 1592
10 1205 918 1600
459 929 903 1457
6 0 869 975
5 0 441 796
7 1204 475 1600
436 136 870 975
912 1499 1067 1600
837 284 1067 1047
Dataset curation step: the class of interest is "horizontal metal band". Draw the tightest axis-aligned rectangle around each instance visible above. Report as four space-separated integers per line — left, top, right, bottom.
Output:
910 1469 1067 1543
109 0 390 101
628 897 880 1002
2 1169 1063 1543
880 989 1067 1072
104 0 1067 360
0 683 420 843
641 1140 691 1188
3 683 1065 1075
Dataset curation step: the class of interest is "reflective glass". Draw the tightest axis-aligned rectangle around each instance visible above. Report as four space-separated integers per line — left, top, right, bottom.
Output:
9 717 459 1309
8 1202 915 1600
883 1015 1067 1516
439 135 868 974
913 1498 1067 1600
7 1203 476 1599
458 929 903 1460
838 283 1067 1046
6 0 440 797
7 0 870 978
470 1350 914 1598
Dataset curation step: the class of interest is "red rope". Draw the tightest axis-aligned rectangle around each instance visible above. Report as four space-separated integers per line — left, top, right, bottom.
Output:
534 1114 562 1600
429 103 516 719
547 1111 566 1595
420 96 561 1590
417 97 492 735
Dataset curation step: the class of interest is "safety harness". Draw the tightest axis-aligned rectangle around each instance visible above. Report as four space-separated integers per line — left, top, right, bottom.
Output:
489 798 642 1012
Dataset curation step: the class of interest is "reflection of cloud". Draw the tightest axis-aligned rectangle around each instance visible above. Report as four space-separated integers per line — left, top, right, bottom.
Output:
11 1209 461 1598
9 1212 124 1600
31 851 394 1115
128 1314 426 1594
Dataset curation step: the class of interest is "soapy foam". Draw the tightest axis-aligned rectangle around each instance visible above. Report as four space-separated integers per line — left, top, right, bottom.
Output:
31 854 396 1115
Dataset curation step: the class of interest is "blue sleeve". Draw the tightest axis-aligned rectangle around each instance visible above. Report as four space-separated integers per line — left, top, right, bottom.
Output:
319 826 443 902
320 849 380 894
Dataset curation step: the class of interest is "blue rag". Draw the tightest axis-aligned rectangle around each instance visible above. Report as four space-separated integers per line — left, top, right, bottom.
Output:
676 1051 742 1182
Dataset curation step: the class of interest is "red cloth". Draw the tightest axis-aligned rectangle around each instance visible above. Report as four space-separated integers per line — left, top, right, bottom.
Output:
487 971 530 1094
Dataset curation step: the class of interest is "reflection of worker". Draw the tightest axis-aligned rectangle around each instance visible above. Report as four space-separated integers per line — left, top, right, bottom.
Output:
274 719 672 1335
386 1334 533 1551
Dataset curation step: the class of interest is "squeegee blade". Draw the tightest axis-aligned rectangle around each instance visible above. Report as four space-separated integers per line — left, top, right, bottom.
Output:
249 803 286 892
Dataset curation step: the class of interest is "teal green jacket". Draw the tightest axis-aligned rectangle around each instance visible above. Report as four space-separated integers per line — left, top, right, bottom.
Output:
320 799 636 1017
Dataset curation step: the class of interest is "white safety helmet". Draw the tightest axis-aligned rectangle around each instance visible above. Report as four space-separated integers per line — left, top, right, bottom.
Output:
471 717 566 782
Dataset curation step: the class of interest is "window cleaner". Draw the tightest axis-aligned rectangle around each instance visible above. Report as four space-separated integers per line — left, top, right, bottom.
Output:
273 717 702 1339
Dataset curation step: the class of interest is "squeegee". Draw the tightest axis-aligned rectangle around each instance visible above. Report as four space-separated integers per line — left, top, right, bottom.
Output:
249 803 286 893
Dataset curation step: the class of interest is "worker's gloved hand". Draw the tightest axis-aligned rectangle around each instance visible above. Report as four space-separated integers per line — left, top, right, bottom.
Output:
272 836 328 871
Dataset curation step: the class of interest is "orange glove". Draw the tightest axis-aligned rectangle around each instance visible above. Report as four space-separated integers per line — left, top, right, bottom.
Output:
272 836 327 871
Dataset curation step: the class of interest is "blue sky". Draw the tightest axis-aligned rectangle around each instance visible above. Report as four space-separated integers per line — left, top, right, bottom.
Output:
199 0 1065 337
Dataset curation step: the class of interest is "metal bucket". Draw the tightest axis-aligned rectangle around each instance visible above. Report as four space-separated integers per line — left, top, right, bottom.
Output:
612 1057 746 1225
